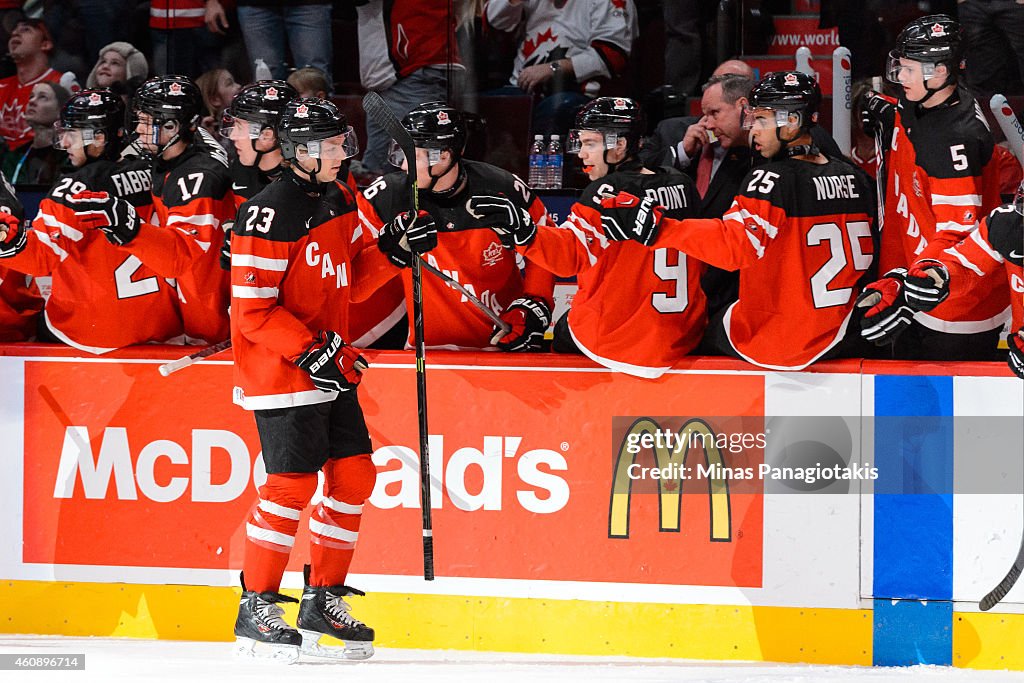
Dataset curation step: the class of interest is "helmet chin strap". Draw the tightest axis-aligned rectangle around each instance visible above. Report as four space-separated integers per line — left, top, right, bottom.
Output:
425 156 464 198
770 123 817 160
906 64 956 106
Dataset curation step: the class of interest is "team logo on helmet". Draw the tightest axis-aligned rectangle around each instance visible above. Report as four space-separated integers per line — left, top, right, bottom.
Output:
266 87 278 100
613 98 628 109
295 104 309 118
88 92 102 105
931 22 946 37
168 82 184 96
437 111 451 125
784 73 799 86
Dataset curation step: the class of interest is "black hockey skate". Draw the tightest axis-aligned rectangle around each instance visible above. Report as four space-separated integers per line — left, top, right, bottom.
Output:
296 565 375 660
233 573 302 663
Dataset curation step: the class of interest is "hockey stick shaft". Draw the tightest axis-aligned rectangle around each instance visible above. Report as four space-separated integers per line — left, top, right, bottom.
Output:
363 92 435 580
419 257 511 335
158 339 232 377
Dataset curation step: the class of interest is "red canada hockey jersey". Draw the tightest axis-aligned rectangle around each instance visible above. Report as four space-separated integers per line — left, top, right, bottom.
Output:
934 205 1022 334
1 158 183 353
356 159 555 349
231 172 387 410
122 142 234 343
879 89 1008 332
524 167 705 377
654 156 875 370
0 176 41 341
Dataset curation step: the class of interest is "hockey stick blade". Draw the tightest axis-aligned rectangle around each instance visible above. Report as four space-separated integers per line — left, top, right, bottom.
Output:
980 556 1024 611
158 339 232 376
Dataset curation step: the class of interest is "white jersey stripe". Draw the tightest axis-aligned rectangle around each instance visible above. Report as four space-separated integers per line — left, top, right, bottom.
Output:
232 253 289 271
232 285 279 299
322 497 363 515
931 193 982 206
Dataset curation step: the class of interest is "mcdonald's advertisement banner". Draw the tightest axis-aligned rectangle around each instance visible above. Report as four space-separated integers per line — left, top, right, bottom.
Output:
4 352 766 589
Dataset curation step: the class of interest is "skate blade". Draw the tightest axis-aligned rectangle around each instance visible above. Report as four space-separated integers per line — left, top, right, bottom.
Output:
298 629 375 661
233 637 300 664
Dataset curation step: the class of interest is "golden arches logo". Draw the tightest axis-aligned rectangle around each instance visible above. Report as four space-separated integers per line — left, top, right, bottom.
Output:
608 417 732 542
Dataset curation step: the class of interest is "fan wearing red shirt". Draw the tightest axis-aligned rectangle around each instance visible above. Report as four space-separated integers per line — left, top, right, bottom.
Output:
0 19 64 151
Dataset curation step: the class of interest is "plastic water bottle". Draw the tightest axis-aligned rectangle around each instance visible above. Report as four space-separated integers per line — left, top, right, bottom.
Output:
528 135 547 189
546 135 563 190
254 58 272 81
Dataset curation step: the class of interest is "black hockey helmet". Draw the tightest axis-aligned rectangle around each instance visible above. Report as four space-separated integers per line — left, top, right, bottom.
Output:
278 98 358 183
886 14 964 92
401 101 467 156
570 97 645 150
56 88 125 149
132 75 202 125
224 80 297 132
746 71 821 130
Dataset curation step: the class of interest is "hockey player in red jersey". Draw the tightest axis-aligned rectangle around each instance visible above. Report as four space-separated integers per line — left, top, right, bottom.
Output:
467 96 705 378
73 76 235 345
229 98 378 662
0 89 182 353
885 183 1024 377
357 101 556 350
858 15 1008 359
0 171 43 341
598 72 876 371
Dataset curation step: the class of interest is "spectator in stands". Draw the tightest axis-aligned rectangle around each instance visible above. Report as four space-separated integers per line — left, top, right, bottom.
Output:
85 41 148 101
150 0 221 79
484 0 637 137
0 18 65 151
287 67 329 100
196 67 241 137
663 1 702 97
234 0 333 85
356 0 464 175
2 81 69 184
959 0 1024 99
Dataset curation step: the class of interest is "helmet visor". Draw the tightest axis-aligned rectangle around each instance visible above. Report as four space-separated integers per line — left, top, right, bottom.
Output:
220 114 264 142
53 126 100 150
567 129 618 154
885 50 938 84
742 107 801 130
387 141 443 167
302 126 359 160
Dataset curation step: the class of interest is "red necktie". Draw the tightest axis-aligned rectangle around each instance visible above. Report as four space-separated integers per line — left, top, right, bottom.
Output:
696 143 715 198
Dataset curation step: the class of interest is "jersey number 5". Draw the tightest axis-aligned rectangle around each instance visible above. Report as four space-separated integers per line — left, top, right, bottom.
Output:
807 221 872 308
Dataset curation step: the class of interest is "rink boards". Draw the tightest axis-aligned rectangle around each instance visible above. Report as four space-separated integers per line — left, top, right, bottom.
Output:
0 345 1023 670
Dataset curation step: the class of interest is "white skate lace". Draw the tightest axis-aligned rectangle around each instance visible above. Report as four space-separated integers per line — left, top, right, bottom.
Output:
324 594 364 628
255 599 292 631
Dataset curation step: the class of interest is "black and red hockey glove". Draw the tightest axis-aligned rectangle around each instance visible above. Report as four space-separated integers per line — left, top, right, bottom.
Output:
1008 329 1024 380
903 259 949 312
467 193 537 248
0 211 26 258
490 296 551 352
294 330 368 392
68 190 140 246
599 191 663 246
856 268 913 345
378 210 437 268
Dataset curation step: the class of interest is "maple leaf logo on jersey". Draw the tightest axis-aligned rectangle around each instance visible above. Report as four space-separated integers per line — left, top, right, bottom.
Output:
168 82 183 96
523 28 557 60
931 23 946 37
784 73 799 86
295 104 309 118
437 111 451 125
265 86 278 100
88 92 102 106
245 272 256 284
482 241 503 267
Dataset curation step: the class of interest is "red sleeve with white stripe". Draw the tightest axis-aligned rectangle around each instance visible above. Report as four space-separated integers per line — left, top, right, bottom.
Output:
652 193 788 271
351 190 402 302
523 200 606 277
918 172 985 262
230 231 313 361
121 193 224 278
0 198 76 276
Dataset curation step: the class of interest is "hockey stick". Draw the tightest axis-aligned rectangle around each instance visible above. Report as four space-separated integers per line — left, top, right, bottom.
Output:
158 339 232 376
363 91 435 580
420 258 511 335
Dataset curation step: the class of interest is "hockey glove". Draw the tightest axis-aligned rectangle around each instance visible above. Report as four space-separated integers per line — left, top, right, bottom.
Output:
856 268 914 345
1008 329 1024 380
903 259 950 312
467 194 537 248
69 190 140 246
378 210 438 268
861 91 895 137
0 212 26 258
219 222 234 271
294 330 368 392
599 191 663 247
490 296 551 351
